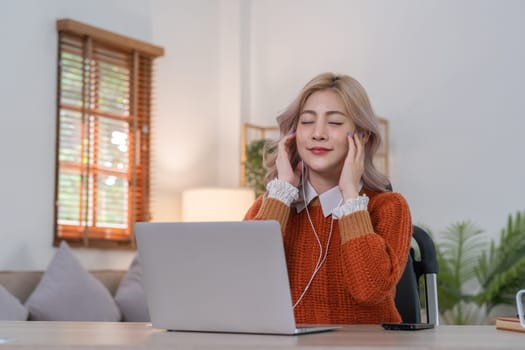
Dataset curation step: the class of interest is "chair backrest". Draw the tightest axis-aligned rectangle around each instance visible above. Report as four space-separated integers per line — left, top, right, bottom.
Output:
395 225 439 325
395 252 421 323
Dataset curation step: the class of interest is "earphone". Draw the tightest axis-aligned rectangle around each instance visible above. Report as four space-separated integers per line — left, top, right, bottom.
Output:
292 162 340 309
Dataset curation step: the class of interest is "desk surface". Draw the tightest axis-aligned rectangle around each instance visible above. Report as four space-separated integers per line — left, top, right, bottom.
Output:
0 322 523 349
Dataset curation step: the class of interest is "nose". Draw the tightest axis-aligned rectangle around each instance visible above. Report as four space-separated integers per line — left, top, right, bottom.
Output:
312 121 327 141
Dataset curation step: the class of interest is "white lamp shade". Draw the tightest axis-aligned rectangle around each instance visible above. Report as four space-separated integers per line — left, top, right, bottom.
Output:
181 187 256 222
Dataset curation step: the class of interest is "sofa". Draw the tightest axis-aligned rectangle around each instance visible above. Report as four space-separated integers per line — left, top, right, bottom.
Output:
0 269 125 306
0 241 150 322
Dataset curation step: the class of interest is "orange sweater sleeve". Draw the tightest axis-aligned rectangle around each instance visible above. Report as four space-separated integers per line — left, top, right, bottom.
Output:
338 192 412 305
243 195 291 235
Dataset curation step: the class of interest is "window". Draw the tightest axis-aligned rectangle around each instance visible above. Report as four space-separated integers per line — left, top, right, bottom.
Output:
54 19 163 248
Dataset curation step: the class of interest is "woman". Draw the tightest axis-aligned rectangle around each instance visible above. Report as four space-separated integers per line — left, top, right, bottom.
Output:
244 72 412 324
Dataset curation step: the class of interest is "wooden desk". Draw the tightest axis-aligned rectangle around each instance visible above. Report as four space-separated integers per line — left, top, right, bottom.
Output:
0 322 523 349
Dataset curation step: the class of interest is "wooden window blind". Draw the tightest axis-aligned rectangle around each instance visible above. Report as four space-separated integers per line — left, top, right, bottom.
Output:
54 19 163 248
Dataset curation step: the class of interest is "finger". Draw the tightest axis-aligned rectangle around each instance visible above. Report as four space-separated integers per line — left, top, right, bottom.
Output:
285 131 296 140
354 132 365 160
347 132 356 159
285 132 296 145
279 132 296 152
276 134 297 178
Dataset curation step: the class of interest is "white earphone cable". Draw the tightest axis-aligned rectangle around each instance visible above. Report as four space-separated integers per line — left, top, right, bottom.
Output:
292 164 339 309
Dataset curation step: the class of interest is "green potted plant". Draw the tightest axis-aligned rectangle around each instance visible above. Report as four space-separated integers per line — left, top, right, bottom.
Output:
244 139 270 197
434 221 486 324
433 211 525 324
475 212 525 313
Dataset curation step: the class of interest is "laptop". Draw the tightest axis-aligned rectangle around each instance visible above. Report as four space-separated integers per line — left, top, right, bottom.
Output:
135 220 338 335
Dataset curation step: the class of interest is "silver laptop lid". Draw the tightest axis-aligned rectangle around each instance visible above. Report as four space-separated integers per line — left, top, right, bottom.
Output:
135 220 298 334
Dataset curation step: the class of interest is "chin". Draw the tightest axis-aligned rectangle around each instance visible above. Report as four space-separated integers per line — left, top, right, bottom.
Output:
304 162 338 175
303 157 344 175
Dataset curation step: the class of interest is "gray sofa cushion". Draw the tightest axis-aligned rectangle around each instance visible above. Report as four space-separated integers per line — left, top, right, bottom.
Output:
0 286 28 320
24 241 121 321
114 254 150 322
0 271 43 303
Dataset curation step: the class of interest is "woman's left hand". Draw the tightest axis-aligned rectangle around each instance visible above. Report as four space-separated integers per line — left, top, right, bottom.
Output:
339 132 365 201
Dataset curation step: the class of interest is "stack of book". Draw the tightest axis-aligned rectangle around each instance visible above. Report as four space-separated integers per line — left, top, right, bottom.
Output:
495 317 525 333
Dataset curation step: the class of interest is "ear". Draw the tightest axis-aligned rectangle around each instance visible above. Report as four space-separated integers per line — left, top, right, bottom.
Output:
359 130 370 145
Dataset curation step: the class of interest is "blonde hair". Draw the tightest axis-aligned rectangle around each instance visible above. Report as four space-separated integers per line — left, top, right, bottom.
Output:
264 72 389 192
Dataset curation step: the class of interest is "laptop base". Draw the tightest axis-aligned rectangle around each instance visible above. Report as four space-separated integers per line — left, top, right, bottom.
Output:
165 325 340 336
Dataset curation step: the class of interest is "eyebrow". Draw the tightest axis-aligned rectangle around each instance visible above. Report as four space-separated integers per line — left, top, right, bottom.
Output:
300 109 347 117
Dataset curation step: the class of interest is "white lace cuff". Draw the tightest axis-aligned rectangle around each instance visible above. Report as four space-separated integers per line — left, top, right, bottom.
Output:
332 195 369 219
266 179 299 206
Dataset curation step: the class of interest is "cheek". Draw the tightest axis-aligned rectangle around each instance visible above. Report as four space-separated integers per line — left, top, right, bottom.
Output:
335 133 349 150
295 137 307 158
295 131 306 148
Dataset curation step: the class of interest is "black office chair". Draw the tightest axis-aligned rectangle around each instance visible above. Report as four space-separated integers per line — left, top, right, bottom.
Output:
394 225 439 325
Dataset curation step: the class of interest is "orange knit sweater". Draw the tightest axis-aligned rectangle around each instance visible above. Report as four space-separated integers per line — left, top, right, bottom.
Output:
244 188 412 324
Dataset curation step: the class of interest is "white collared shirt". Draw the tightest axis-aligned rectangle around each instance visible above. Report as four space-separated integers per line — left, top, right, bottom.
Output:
295 181 364 218
266 179 368 219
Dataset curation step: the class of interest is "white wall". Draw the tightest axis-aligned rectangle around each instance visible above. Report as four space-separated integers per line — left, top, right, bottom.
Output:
149 0 248 220
149 0 222 221
0 0 154 270
247 0 525 238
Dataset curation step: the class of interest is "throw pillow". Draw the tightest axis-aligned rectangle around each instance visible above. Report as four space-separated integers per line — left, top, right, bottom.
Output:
114 254 150 322
25 241 121 321
0 286 28 320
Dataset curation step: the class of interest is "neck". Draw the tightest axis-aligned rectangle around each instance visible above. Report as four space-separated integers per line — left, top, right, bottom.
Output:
307 170 339 195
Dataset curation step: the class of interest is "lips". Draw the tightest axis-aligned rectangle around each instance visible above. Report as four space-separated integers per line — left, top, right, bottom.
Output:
309 147 331 155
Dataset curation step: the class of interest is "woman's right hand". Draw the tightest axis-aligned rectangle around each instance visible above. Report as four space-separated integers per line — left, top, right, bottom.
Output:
276 133 302 188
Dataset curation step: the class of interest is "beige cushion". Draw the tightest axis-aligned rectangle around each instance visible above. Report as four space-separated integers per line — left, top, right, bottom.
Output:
91 270 125 296
0 271 43 303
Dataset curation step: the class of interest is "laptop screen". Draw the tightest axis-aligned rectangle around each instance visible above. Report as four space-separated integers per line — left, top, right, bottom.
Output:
135 220 300 334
